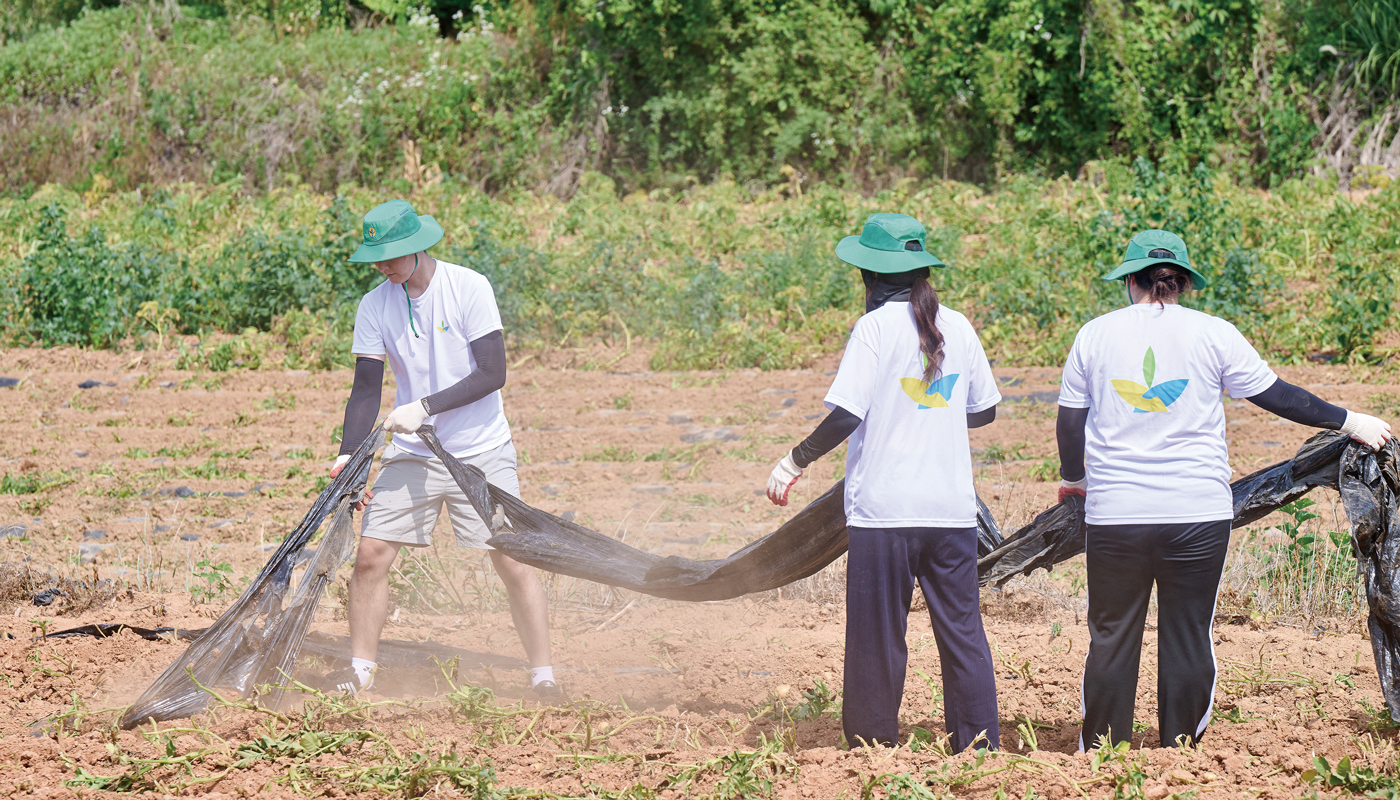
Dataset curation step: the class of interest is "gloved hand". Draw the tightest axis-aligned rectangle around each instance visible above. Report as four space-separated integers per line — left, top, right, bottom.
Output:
385 399 431 434
329 454 373 510
766 452 803 507
1342 411 1393 451
1058 477 1087 504
330 454 351 478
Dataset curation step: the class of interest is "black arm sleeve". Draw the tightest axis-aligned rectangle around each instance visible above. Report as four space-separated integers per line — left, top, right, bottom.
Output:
790 406 861 469
967 406 997 429
1245 378 1346 429
1056 405 1089 482
338 357 385 457
422 330 508 416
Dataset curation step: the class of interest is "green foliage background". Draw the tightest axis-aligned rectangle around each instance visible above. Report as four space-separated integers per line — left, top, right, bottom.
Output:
0 1 1380 193
5 159 1398 370
2 2 1398 371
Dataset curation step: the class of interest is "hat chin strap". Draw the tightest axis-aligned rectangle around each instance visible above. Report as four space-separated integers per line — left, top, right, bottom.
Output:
404 253 421 339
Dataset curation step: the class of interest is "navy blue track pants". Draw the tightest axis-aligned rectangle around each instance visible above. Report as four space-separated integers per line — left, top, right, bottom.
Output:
1081 519 1231 749
843 526 1000 751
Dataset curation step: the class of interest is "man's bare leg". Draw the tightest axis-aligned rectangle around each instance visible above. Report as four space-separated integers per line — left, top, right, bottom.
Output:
349 537 403 663
489 550 552 668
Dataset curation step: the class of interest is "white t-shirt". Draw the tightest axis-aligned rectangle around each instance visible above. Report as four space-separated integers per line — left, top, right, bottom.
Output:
825 302 1001 528
1058 304 1278 525
351 260 512 459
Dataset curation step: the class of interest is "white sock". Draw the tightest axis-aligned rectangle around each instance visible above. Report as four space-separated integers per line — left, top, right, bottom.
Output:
351 658 375 686
531 666 555 686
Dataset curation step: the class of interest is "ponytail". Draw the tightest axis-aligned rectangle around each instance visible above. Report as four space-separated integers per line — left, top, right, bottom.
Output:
910 275 945 382
1132 265 1193 307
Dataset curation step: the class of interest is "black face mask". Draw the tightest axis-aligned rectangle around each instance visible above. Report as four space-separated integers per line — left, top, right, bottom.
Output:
862 268 931 312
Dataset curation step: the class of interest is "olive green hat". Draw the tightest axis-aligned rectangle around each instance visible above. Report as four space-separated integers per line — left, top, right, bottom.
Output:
347 199 444 263
835 213 946 274
1102 229 1207 290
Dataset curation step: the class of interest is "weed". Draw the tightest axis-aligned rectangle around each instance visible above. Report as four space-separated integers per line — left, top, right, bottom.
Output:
1302 755 1400 794
190 560 234 605
0 470 74 494
1028 457 1059 482
979 443 1028 464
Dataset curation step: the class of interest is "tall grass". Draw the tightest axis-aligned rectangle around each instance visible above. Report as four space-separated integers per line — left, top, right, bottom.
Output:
4 160 1399 371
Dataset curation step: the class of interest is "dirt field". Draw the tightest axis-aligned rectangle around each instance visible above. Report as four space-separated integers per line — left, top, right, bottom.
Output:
1 344 1398 799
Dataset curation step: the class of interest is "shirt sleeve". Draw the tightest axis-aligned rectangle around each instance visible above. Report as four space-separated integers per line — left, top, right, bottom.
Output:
350 294 386 356
963 318 1001 413
1057 327 1092 408
824 322 879 420
459 270 505 342
1218 321 1278 399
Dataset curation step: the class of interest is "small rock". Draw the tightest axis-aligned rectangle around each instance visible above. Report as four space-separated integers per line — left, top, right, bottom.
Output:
666 412 693 425
78 380 116 389
804 413 823 420
680 427 742 444
541 483 571 497
159 486 198 498
222 490 247 498
1001 390 1060 404
79 542 106 563
560 511 577 523
631 484 673 495
71 450 89 458
82 530 106 540
179 533 201 542
0 377 19 388
1143 783 1169 800
1 524 29 539
159 381 176 388
154 524 172 533
781 398 796 407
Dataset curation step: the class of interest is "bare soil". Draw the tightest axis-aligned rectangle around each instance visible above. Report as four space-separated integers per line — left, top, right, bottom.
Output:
0 344 1397 798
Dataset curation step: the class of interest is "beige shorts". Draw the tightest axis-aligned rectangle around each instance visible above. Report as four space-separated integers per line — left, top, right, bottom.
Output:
361 440 520 549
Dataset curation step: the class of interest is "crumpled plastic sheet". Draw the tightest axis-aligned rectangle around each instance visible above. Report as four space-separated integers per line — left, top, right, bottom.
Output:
121 425 1400 725
119 426 384 729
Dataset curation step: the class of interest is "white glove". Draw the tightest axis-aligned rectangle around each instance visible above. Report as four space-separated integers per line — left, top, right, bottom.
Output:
766 453 803 507
330 454 351 477
1342 411 1393 451
1058 477 1087 504
385 399 431 434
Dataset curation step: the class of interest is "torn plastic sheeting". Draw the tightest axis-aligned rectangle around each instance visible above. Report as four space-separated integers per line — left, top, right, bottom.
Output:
118 426 384 729
420 427 1004 601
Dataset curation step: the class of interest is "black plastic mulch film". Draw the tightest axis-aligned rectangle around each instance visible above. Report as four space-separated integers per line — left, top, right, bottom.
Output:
114 426 1400 728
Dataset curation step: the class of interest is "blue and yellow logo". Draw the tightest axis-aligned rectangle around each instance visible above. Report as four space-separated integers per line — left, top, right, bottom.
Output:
435 320 450 333
899 353 959 409
1112 347 1188 413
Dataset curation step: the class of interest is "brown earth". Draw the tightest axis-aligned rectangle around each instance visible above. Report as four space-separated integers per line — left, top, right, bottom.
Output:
0 344 1398 798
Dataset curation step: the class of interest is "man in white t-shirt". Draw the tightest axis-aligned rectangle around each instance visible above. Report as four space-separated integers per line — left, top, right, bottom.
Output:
321 200 557 697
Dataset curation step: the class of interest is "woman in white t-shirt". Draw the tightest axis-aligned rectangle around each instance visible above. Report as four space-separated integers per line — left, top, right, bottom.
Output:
766 213 1002 751
1056 229 1392 750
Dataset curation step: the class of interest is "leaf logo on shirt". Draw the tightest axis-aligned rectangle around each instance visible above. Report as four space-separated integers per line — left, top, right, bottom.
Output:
435 321 450 333
1112 347 1189 413
899 353 960 409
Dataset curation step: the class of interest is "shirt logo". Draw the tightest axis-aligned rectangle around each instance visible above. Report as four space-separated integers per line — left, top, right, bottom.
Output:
899 354 959 409
1112 346 1189 413
435 321 449 333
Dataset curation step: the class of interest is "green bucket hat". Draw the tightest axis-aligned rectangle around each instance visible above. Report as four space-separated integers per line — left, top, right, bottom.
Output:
347 199 444 263
835 213 947 274
1102 229 1207 290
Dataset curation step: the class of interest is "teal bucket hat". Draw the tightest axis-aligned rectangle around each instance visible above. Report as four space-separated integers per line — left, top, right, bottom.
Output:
1102 229 1208 290
347 199 444 263
835 213 947 274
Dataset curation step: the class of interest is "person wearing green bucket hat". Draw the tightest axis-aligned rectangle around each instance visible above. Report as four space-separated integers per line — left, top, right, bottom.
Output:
1055 229 1392 751
317 199 560 699
766 212 1002 751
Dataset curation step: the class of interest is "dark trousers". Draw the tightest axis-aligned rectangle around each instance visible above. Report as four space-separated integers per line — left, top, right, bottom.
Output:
843 526 999 751
1081 519 1231 749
